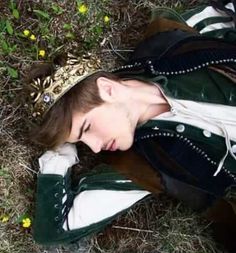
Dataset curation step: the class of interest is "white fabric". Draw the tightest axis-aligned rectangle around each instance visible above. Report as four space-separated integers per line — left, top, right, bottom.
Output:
186 3 235 28
200 21 235 34
64 189 150 230
156 99 236 141
153 92 236 175
38 143 149 231
38 143 79 176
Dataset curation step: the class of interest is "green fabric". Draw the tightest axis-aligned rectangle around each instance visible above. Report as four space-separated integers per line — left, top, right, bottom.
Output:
33 165 146 245
203 28 236 41
156 68 236 106
133 67 236 173
151 6 186 24
140 120 236 174
33 174 65 244
150 4 236 42
142 66 236 173
73 164 145 193
182 2 236 41
182 5 207 21
148 3 236 43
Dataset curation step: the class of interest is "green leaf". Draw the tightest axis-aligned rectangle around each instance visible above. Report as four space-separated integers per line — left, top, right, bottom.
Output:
0 40 9 53
51 4 64 15
16 213 30 224
0 168 11 179
33 9 50 20
12 9 20 19
7 66 18 79
9 0 16 10
0 19 6 32
6 20 14 35
65 31 75 39
94 26 103 36
76 0 83 5
0 168 7 176
11 44 17 51
63 23 72 30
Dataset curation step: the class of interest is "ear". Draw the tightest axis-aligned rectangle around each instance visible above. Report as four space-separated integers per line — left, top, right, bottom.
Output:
96 77 116 102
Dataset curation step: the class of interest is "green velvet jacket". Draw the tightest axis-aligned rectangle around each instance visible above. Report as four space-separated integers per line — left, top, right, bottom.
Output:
131 67 236 210
112 5 236 210
126 68 236 173
113 6 236 175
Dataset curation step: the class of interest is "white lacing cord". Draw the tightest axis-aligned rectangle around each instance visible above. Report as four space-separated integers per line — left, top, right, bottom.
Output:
170 106 236 176
214 121 236 176
152 82 236 175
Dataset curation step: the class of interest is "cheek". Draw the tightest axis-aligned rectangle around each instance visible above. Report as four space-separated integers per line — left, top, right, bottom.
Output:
92 113 113 137
112 108 135 148
93 104 134 143
109 108 129 132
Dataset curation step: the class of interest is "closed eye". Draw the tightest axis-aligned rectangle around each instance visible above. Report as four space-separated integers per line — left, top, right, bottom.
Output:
84 124 91 133
78 120 90 140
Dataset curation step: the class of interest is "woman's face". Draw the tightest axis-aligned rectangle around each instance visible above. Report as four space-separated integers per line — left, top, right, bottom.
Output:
67 101 135 153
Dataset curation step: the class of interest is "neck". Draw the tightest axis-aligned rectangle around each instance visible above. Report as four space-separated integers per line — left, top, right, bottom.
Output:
121 79 170 125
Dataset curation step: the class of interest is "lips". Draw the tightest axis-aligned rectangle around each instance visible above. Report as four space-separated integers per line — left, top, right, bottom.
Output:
106 139 116 151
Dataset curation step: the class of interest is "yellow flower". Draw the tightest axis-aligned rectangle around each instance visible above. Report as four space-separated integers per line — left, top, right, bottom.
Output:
1 215 9 223
29 34 36 41
78 4 88 14
23 29 30 37
22 217 31 228
104 15 110 23
38 49 46 58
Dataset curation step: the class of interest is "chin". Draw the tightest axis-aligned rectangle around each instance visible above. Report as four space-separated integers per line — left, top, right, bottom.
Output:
120 138 134 151
119 146 129 151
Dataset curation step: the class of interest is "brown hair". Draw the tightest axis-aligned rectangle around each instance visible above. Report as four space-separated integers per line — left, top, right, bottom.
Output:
31 71 120 149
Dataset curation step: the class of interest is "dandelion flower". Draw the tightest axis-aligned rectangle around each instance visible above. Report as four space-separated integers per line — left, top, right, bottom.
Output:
104 15 110 23
1 215 9 223
30 34 36 41
38 49 46 57
78 4 88 14
23 29 30 37
22 217 31 228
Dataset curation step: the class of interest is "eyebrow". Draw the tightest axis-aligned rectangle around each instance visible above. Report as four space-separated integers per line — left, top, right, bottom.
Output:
77 119 87 140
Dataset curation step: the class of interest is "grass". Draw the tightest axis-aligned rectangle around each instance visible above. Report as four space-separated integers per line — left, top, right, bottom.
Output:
0 0 224 252
87 196 221 253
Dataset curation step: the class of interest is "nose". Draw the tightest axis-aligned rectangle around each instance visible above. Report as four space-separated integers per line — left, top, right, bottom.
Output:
82 135 103 153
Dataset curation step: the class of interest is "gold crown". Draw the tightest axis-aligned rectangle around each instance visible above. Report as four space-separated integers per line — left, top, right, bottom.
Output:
29 53 101 119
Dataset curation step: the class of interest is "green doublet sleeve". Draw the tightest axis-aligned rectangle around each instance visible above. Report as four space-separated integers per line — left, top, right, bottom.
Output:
158 68 236 106
33 167 148 245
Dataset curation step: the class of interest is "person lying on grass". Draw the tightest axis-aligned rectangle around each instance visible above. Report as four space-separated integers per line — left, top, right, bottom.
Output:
26 2 236 251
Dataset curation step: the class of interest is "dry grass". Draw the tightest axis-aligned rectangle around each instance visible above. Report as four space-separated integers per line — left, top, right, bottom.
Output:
0 0 224 252
89 196 221 253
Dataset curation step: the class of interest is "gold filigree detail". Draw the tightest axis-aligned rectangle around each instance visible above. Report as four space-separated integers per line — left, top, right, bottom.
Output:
29 53 101 119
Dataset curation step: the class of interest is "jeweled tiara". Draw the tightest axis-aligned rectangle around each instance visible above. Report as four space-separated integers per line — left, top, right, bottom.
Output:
29 53 101 119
